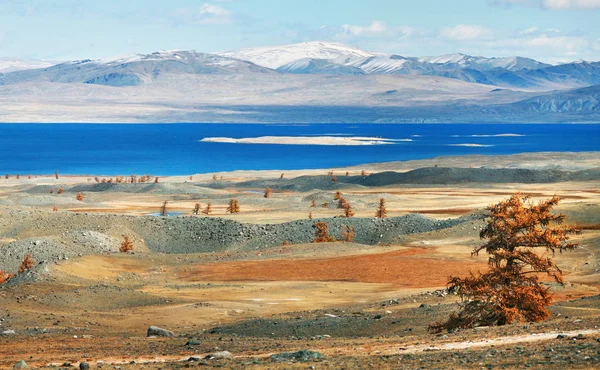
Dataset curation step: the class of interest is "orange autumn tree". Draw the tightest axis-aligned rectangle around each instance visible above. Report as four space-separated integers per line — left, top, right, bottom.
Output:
227 199 240 213
0 270 14 284
375 198 387 218
120 236 134 253
18 254 34 274
202 202 212 216
312 222 335 243
430 193 579 333
341 225 355 242
264 187 272 198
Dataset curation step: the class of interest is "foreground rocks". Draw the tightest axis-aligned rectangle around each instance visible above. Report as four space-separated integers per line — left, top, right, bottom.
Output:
147 326 175 337
271 349 323 362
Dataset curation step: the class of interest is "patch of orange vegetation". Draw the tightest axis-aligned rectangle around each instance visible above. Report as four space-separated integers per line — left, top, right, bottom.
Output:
179 248 486 288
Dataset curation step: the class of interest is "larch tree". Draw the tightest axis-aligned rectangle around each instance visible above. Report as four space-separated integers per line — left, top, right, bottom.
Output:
376 198 387 219
76 193 84 201
227 199 240 214
264 187 272 198
310 200 316 208
334 191 342 200
312 222 335 243
343 202 355 218
341 225 355 242
203 202 212 216
193 203 201 215
429 193 579 333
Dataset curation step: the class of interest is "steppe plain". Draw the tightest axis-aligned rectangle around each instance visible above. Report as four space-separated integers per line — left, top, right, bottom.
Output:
0 152 599 369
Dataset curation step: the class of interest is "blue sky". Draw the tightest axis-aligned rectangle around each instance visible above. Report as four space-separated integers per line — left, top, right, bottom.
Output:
1 0 599 63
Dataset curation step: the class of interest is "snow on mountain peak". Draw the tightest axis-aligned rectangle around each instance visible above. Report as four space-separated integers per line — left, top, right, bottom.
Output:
217 41 375 69
0 58 59 73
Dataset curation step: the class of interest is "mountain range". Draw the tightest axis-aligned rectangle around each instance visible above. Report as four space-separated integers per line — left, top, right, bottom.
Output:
0 41 599 123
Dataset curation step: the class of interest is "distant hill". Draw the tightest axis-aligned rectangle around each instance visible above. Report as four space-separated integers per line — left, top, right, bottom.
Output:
0 42 599 123
0 51 274 87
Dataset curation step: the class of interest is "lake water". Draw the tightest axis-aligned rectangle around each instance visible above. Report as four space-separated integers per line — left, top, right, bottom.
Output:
0 123 598 175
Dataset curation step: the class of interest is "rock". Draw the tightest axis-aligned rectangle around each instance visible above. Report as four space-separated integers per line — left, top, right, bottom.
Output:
147 326 175 337
61 362 71 367
206 351 233 360
186 339 201 346
419 303 429 309
13 361 27 369
271 349 323 362
557 334 568 339
188 357 202 362
1 329 16 335
79 363 89 370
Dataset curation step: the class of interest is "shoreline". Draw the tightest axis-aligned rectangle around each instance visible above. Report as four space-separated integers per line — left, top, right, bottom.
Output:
0 151 597 179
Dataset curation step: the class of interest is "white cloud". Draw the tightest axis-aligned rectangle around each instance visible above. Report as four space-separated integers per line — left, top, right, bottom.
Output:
199 3 231 17
440 25 491 40
174 3 232 25
493 0 600 8
342 21 388 37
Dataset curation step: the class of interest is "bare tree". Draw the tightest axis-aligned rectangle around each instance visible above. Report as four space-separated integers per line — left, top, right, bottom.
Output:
160 201 169 216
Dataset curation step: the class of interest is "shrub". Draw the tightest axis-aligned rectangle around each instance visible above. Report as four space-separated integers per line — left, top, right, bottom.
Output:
312 222 335 243
334 191 342 200
76 193 84 201
310 200 316 208
0 271 14 285
57 187 64 195
429 193 579 333
18 254 34 274
193 203 201 215
120 236 134 253
308 212 313 220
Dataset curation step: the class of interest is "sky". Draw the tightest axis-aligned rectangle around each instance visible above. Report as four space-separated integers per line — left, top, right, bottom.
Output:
1 0 599 63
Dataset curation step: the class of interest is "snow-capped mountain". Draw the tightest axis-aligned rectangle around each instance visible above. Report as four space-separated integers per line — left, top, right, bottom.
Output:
419 54 550 71
0 50 274 87
0 58 59 73
218 41 375 70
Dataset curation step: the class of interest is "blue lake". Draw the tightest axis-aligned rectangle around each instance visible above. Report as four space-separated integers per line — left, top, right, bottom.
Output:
0 123 598 175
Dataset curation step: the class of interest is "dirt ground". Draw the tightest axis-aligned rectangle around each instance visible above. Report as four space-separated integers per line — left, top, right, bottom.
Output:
0 153 599 369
